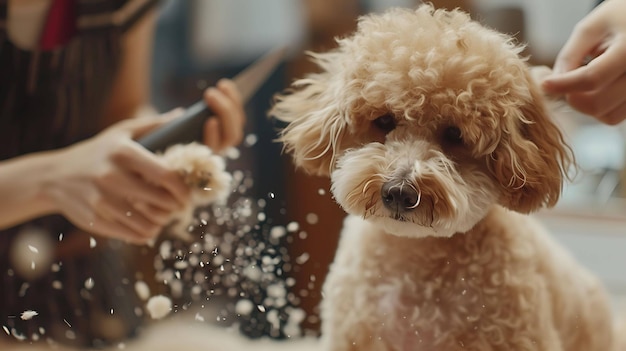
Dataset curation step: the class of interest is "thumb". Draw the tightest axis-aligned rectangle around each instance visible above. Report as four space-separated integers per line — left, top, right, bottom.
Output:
116 108 185 139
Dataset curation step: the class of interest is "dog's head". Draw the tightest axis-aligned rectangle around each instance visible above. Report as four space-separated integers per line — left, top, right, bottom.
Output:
271 5 572 238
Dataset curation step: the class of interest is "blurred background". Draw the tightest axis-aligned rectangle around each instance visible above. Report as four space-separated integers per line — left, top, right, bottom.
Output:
147 0 625 338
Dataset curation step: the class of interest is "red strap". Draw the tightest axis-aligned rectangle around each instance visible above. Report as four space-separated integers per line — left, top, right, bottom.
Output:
39 0 77 51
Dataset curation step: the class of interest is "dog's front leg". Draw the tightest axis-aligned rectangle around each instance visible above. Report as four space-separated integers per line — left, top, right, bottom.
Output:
318 217 413 351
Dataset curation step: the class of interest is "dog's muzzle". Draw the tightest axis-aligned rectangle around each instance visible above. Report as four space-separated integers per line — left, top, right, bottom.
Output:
381 179 420 213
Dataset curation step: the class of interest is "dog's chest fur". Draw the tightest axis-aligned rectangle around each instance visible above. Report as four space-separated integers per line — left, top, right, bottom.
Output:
320 207 610 351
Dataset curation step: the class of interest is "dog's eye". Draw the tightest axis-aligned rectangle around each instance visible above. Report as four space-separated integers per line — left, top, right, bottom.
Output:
373 114 397 133
443 126 463 144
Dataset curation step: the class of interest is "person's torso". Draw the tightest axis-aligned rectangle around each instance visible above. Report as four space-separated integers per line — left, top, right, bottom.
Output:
0 0 157 159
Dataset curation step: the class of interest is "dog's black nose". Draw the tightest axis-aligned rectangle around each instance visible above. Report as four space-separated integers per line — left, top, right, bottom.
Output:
381 180 419 212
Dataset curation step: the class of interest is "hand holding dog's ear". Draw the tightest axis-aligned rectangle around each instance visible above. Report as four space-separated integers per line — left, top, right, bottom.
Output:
40 110 193 244
542 0 626 125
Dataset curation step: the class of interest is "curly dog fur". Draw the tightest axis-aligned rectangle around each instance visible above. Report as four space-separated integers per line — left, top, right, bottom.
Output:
271 4 619 351
160 142 232 241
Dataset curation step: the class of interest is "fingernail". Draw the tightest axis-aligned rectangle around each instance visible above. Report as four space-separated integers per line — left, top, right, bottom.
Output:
203 89 216 104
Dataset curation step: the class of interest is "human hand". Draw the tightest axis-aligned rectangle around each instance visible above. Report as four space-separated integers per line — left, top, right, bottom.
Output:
541 0 626 125
43 109 191 244
202 78 246 152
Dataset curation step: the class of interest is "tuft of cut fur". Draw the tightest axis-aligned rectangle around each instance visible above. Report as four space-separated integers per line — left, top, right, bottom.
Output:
271 4 616 351
159 142 232 241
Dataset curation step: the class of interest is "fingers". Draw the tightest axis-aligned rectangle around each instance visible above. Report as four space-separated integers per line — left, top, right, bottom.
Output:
57 192 156 245
542 0 626 99
564 73 626 123
202 79 246 152
87 215 152 245
80 189 177 245
48 110 198 245
603 101 626 125
543 43 626 94
540 0 626 126
552 18 606 75
203 117 221 151
96 168 182 212
94 196 161 240
84 195 175 244
217 78 244 107
132 201 173 226
111 142 190 206
115 107 185 139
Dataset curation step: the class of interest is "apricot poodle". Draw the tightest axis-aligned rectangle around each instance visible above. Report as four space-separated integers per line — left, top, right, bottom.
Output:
272 4 621 351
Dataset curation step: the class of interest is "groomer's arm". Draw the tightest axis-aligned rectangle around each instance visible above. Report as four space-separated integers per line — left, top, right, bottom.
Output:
0 11 189 243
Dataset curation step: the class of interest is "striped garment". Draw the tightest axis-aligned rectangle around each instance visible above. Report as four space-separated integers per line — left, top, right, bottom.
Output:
0 0 159 348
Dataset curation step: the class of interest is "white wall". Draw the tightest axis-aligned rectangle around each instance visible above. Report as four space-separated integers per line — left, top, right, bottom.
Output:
472 0 597 62
537 211 626 311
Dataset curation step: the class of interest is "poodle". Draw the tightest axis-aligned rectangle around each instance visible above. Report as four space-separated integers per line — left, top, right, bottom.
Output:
271 4 620 351
160 142 232 241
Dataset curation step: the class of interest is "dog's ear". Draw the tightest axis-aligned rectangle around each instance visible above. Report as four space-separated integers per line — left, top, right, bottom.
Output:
270 65 348 177
487 73 574 213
